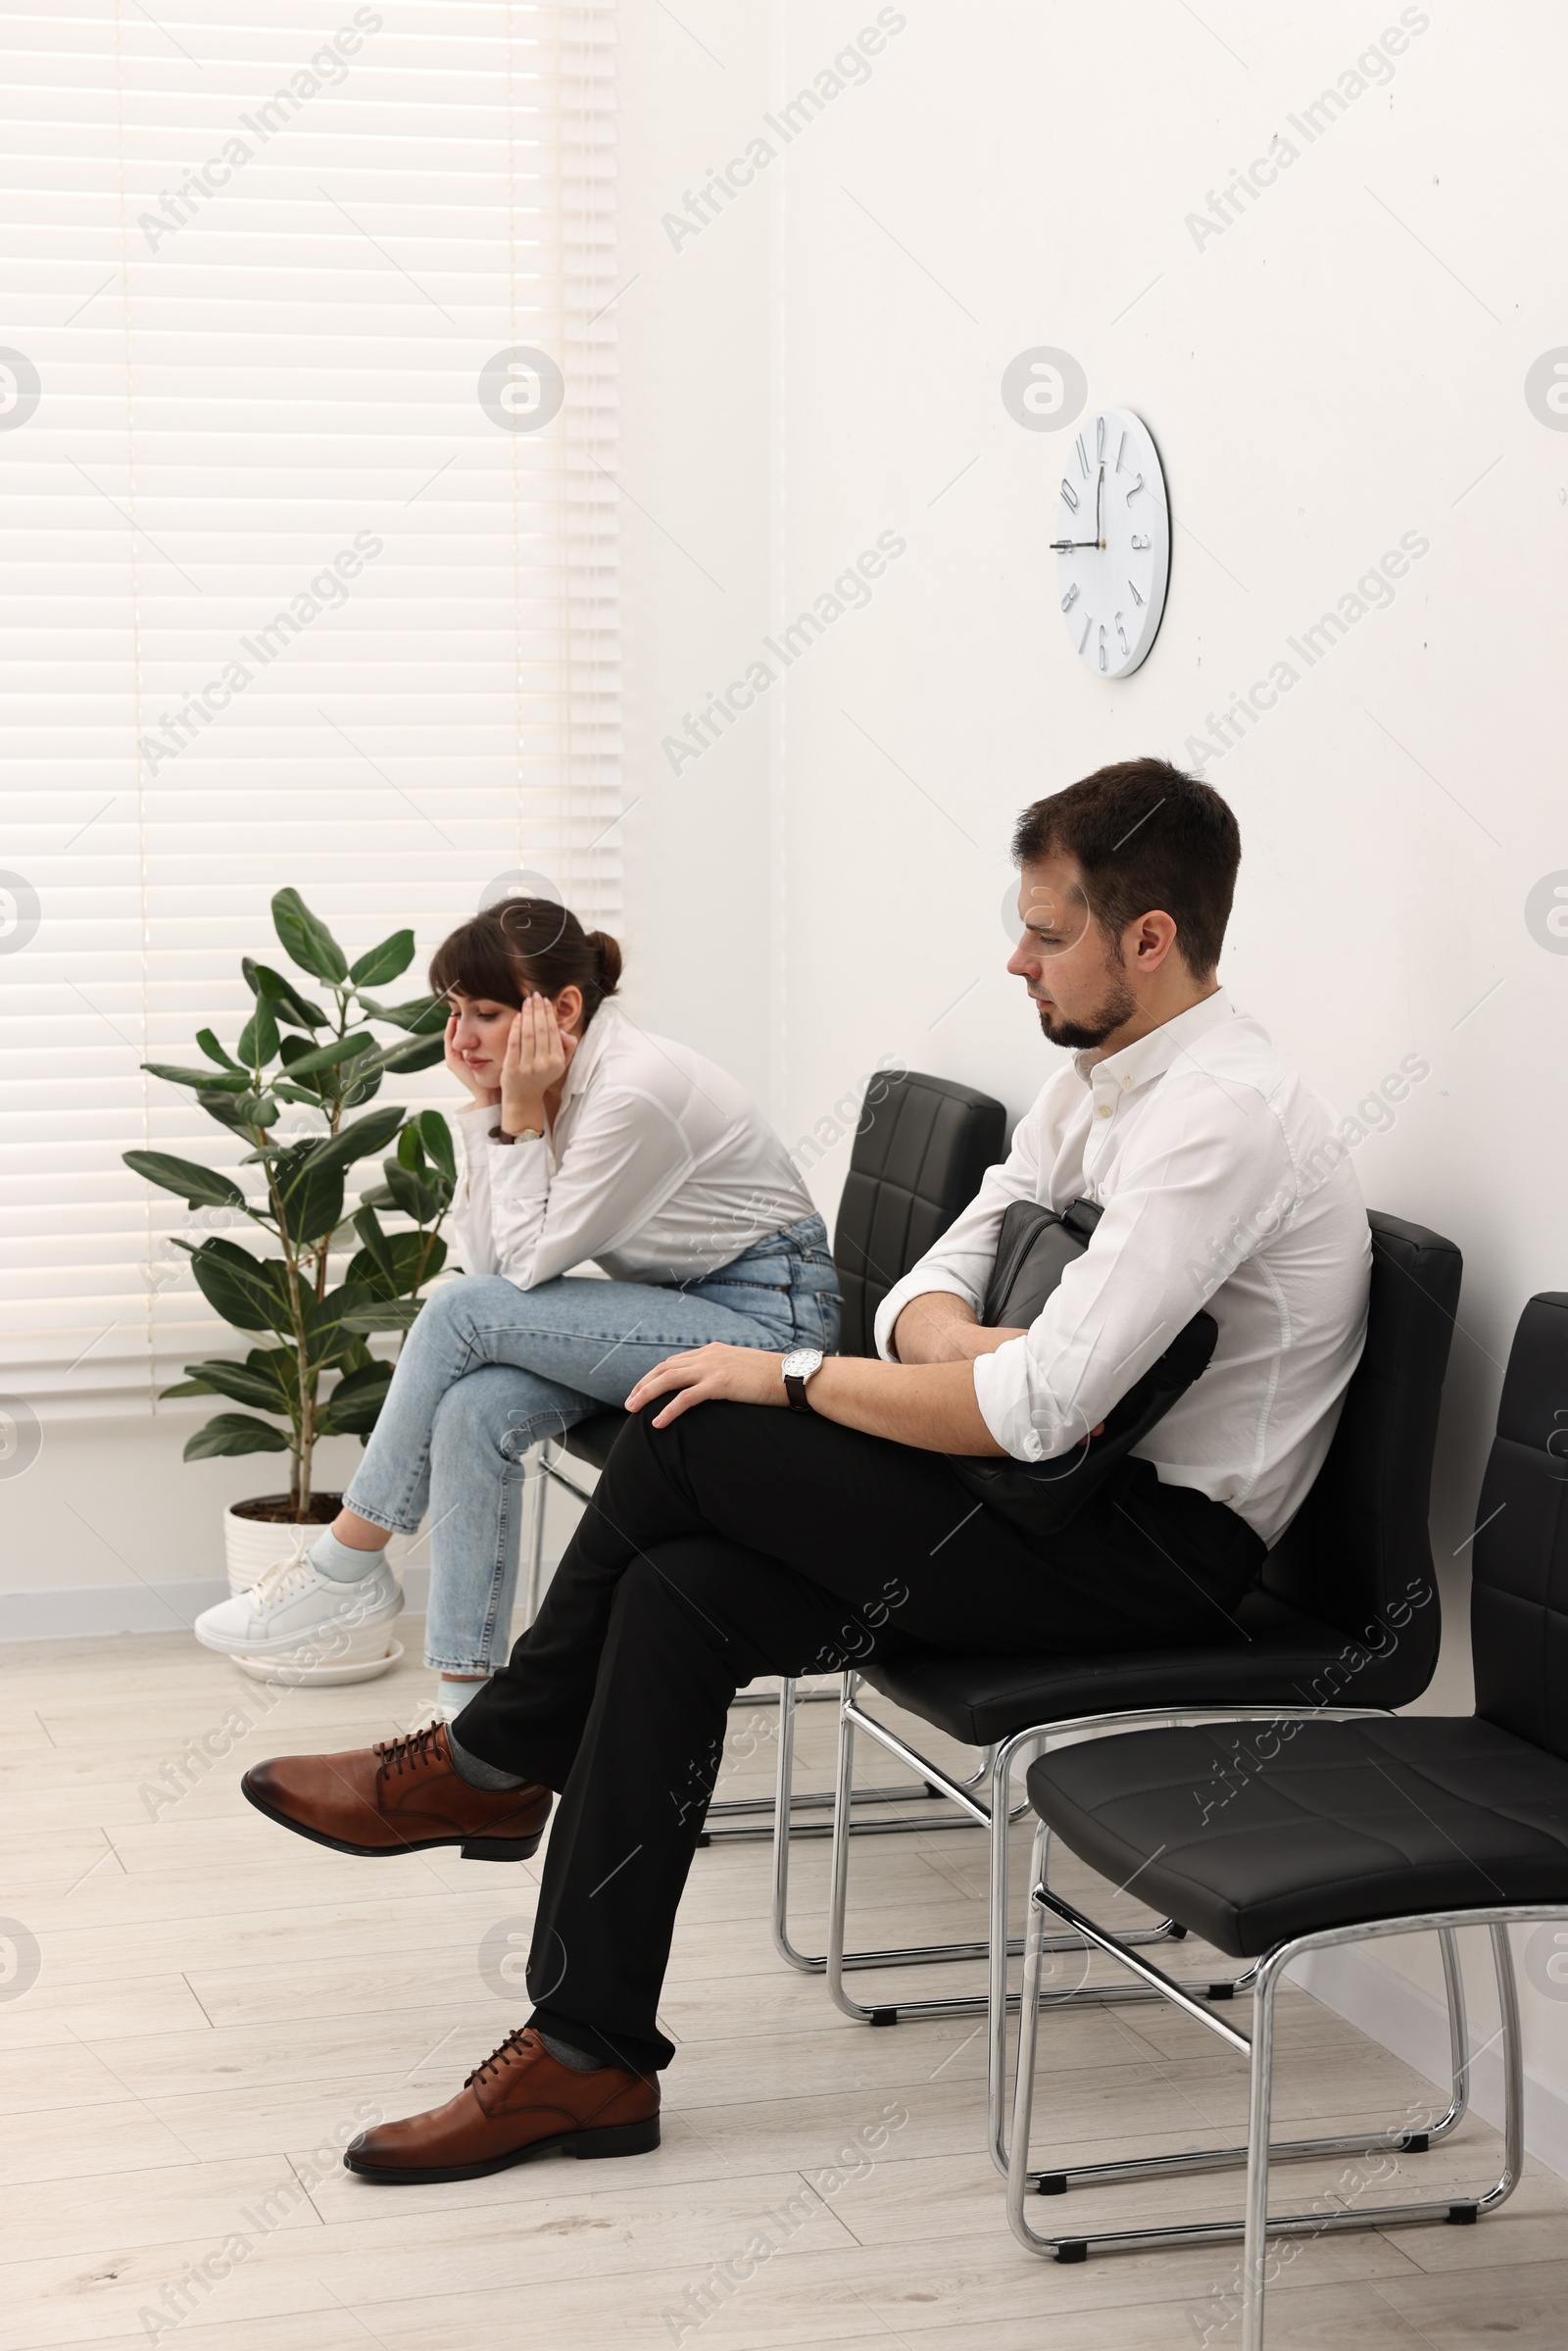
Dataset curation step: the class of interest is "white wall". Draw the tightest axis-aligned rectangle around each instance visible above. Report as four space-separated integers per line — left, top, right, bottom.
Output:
612 0 1568 2156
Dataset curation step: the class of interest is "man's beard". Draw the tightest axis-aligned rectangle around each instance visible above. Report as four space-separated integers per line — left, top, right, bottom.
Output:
1034 975 1136 1052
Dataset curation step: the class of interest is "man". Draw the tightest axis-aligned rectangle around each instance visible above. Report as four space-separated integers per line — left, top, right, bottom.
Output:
244 757 1369 2180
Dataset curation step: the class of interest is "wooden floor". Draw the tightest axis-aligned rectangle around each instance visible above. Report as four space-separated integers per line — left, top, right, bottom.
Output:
2 1626 1565 2350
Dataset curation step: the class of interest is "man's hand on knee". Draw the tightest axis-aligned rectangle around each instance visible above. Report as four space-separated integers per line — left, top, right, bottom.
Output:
624 1344 786 1428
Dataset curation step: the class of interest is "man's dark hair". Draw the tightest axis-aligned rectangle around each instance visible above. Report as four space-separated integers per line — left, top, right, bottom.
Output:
1011 758 1241 976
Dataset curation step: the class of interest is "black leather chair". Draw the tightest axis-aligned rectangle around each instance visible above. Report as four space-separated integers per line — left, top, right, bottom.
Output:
1007 1290 1568 2349
517 1067 1006 1832
819 1211 1464 2178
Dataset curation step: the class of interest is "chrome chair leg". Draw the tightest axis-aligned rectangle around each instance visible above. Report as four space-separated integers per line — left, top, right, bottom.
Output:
521 1445 551 1628
1006 1889 1537 2327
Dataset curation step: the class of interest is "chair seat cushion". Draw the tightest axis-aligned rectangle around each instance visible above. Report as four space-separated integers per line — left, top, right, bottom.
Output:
860 1589 1431 1748
1026 1715 1568 1958
560 1410 624 1471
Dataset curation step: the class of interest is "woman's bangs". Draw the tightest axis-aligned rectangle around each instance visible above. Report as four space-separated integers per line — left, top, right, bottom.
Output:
428 922 522 1007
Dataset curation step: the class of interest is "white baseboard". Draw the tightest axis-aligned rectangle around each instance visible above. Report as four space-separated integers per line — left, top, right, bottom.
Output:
1298 1939 1568 2180
0 1565 436 1643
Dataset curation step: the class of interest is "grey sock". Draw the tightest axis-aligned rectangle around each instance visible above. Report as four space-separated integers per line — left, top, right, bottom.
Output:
541 2032 608 2074
309 1526 386 1584
446 1728 524 1791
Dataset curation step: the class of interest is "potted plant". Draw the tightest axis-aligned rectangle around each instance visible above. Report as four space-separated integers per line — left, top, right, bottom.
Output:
123 888 457 1601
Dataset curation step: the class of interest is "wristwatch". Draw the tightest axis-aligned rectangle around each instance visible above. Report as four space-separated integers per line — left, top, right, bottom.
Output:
489 1126 543 1145
781 1347 824 1412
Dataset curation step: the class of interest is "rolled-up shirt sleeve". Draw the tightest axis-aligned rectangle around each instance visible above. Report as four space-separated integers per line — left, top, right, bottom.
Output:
971 1086 1292 1460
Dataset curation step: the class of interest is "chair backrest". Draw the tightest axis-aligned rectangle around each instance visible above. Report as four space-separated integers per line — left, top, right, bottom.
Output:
831 1070 1006 1358
1471 1292 1568 1757
1261 1210 1462 1693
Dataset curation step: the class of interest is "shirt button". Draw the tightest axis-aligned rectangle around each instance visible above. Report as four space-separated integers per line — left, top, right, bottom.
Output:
1097 1103 1112 1118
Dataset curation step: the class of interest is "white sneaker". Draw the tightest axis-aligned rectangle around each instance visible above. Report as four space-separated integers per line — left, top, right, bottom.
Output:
194 1547 404 1660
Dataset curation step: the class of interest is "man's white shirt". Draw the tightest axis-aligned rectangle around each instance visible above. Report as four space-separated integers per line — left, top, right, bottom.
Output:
451 1004 812 1292
874 993 1370 1547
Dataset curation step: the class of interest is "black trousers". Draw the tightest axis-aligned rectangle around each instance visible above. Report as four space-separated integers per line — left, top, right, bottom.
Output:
455 1401 1264 2076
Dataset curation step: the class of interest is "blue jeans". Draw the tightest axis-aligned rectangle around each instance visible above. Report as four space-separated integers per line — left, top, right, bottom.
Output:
343 1214 841 1672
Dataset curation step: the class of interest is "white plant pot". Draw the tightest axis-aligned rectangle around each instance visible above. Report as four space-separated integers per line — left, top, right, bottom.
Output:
220 1494 416 1687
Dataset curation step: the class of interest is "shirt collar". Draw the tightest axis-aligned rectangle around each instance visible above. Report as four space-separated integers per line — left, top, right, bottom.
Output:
561 999 618 1105
1077 988 1237 1098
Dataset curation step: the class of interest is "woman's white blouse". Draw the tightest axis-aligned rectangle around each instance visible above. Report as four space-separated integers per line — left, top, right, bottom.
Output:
450 1005 813 1290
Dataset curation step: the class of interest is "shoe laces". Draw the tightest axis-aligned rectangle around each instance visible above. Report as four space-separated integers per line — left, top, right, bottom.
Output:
248 1544 314 1608
372 1723 447 1781
465 2027 537 2090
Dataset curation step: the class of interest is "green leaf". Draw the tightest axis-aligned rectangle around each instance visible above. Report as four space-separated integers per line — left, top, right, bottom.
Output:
359 992 447 1034
340 1299 424 1334
196 1028 242 1069
181 1238 292 1334
173 1356 286 1411
246 1345 306 1413
382 1159 441 1225
349 930 416 988
275 1031 376 1080
270 1141 346 1247
123 1151 246 1211
316 1360 395 1437
270 1080 332 1106
275 1034 329 1101
237 997 280 1068
243 958 327 1030
331 1360 395 1406
340 1060 385 1108
416 1109 456 1184
347 1228 445 1299
296 1104 406 1182
376 1031 445 1075
143 1061 250 1093
356 1181 395 1211
182 1412 289 1461
305 1283 382 1367
197 1088 275 1135
396 1124 425 1172
350 1203 395 1285
271 888 348 985
329 1034 425 1087
159 1377 219 1398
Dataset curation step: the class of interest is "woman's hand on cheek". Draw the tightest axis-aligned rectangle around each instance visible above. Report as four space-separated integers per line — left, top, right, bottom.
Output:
624 1344 786 1428
499 1000 555 1135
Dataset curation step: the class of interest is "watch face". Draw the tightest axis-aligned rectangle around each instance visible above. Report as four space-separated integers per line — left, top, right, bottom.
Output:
1053 407 1170 680
782 1348 822 1379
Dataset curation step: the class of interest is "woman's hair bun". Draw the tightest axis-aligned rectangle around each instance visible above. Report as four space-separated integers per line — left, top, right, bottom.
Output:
429 902 621 1026
588 929 622 997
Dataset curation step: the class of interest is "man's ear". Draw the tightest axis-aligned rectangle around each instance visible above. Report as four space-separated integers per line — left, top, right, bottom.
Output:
1131 910 1181 971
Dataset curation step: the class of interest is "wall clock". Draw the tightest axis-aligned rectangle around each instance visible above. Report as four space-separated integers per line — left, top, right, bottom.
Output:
1051 407 1169 678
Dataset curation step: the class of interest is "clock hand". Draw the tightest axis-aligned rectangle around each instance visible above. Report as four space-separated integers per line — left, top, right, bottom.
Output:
1049 536 1098 551
1096 464 1104 548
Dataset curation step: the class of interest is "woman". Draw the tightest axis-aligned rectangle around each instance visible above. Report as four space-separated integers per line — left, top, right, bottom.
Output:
195 898 840 1712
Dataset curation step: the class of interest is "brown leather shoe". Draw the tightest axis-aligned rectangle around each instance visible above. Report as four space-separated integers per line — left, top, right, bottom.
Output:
344 2027 661 2181
241 1723 551 1862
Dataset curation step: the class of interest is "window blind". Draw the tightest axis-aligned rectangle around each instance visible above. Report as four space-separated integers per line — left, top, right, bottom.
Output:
0 0 619 1416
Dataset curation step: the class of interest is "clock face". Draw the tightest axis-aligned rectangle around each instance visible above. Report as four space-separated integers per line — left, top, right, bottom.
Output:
1053 408 1170 679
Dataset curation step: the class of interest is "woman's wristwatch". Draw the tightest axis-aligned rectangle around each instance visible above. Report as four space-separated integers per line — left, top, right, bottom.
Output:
781 1347 825 1412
